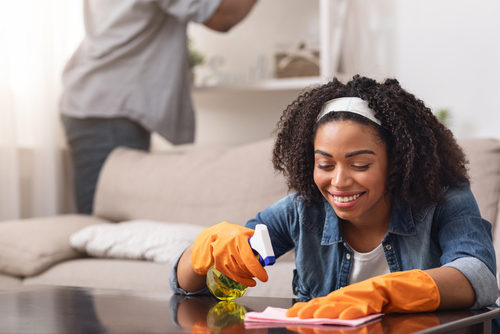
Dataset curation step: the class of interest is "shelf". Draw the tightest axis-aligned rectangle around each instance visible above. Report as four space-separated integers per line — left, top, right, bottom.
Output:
193 77 321 92
189 0 355 94
192 74 352 93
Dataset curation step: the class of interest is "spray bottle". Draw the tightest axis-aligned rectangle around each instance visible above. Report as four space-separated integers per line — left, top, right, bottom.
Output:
206 224 275 301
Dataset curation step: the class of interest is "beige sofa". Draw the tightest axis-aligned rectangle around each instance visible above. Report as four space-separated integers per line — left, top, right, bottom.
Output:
0 138 499 301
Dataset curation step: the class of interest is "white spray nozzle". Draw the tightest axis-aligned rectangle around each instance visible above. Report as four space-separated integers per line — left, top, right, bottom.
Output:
249 224 275 266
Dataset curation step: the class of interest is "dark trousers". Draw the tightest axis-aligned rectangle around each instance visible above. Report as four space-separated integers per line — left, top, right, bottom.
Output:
62 115 150 214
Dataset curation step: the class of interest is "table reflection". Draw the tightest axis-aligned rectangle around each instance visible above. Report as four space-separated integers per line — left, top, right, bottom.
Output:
0 286 496 334
170 294 452 334
274 313 440 334
207 301 248 332
171 294 268 334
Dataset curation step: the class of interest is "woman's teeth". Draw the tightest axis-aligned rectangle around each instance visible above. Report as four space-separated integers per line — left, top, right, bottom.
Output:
333 193 362 203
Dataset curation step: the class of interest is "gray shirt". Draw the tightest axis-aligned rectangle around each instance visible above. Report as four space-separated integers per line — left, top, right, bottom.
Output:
61 0 222 145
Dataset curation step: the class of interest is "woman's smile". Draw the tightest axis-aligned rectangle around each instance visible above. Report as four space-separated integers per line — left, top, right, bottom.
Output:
330 191 365 206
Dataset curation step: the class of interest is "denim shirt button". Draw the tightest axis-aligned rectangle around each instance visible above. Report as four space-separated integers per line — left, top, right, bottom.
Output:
385 245 392 250
346 253 351 260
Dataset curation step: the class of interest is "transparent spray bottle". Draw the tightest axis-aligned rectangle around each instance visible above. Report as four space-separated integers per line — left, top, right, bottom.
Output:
206 224 275 301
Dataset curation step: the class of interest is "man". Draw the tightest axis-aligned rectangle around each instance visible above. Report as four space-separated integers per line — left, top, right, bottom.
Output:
61 0 257 214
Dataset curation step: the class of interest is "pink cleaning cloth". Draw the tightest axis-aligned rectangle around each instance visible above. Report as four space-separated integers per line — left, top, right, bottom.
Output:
244 307 382 327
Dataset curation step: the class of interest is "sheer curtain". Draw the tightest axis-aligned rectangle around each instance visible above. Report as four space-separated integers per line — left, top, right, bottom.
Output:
0 1 83 220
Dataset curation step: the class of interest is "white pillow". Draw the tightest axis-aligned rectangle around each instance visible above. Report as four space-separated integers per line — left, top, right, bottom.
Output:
69 220 205 264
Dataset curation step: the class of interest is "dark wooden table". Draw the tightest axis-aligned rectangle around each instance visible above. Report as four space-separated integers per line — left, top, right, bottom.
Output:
0 285 497 333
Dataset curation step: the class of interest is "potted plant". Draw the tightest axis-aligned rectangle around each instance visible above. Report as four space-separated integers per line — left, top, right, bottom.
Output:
188 38 205 85
435 109 452 127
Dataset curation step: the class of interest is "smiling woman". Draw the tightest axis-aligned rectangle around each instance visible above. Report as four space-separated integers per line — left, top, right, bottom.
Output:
172 75 498 322
269 75 495 317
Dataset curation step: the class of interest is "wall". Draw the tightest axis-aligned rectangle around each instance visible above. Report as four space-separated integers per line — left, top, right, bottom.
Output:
395 0 500 139
152 0 500 151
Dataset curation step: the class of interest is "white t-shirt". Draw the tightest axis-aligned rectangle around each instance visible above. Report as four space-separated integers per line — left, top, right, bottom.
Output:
348 243 391 285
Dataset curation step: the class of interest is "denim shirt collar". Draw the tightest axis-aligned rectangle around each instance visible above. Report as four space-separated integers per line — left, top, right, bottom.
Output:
320 198 342 245
320 195 435 245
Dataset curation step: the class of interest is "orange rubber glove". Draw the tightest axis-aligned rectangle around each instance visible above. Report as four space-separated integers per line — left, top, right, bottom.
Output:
286 270 440 320
192 221 268 287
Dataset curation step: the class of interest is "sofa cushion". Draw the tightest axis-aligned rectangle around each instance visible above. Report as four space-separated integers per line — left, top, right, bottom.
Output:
459 138 500 225
70 220 204 263
23 258 172 292
93 139 289 227
0 273 22 289
0 215 109 277
22 257 297 298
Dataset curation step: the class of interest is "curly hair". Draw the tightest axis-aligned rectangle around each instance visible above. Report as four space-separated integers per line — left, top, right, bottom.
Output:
272 75 469 206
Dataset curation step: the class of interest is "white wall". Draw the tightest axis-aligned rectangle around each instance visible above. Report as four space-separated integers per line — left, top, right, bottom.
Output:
395 0 500 139
153 0 500 150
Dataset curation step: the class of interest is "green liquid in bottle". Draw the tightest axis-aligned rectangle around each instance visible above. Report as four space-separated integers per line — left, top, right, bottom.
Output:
206 224 273 301
206 265 247 301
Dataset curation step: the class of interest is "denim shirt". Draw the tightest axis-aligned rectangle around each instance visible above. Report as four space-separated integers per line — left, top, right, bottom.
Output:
245 185 498 309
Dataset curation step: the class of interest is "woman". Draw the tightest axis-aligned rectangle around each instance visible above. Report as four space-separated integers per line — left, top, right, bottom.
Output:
171 75 498 320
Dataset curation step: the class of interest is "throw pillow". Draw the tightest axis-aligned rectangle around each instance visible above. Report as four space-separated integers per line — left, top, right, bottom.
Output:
69 220 205 263
0 214 108 277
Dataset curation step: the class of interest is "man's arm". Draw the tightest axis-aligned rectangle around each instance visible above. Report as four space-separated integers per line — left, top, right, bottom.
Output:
204 0 257 32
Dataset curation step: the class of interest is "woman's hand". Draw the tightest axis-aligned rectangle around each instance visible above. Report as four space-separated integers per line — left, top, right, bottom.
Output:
286 270 440 320
191 221 268 287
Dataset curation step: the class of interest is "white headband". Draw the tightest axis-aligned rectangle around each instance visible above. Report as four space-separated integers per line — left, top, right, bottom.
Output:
317 97 381 126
